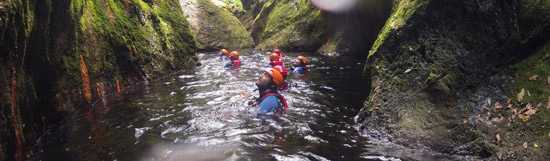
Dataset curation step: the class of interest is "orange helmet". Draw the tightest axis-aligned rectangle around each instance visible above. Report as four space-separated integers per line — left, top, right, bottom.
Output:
230 51 239 59
273 65 283 73
265 68 284 87
221 49 229 55
269 52 280 61
297 55 309 65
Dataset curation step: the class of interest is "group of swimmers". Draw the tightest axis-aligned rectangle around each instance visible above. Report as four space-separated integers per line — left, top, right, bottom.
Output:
218 48 310 117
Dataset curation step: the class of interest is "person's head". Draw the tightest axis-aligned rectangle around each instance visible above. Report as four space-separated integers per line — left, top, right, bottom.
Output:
296 55 309 65
230 51 239 59
273 48 281 54
273 65 288 78
269 52 280 61
256 68 284 89
221 49 229 55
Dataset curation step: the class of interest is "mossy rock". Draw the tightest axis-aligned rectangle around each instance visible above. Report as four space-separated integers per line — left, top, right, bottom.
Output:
358 0 528 158
317 0 393 56
0 1 197 160
254 0 327 51
486 41 550 161
510 42 550 103
368 0 429 59
181 0 253 50
72 0 197 77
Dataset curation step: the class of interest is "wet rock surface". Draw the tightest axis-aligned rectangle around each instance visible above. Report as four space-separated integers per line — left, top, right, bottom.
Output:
1 0 196 160
2 0 550 160
180 0 254 50
357 0 550 160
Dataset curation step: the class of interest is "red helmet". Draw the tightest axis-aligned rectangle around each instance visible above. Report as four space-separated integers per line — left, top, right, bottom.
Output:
273 65 288 78
269 52 280 61
273 48 281 53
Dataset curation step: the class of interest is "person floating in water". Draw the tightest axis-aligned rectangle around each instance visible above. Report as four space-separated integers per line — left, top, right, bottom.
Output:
225 51 241 68
272 65 289 90
251 68 288 117
272 48 284 60
269 52 283 67
269 52 288 78
219 48 230 61
291 55 309 74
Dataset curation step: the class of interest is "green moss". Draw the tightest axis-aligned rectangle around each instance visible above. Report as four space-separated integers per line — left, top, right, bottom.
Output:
133 0 152 12
70 0 196 76
396 96 458 144
193 0 253 49
261 0 317 41
252 0 275 24
219 0 245 14
254 0 326 50
496 41 550 159
368 0 429 58
511 42 550 103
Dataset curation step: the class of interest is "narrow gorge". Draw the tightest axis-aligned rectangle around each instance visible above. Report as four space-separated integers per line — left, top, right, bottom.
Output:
1 0 549 161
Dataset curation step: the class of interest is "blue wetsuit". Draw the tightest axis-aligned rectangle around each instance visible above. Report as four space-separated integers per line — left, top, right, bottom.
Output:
292 66 306 74
255 88 287 118
221 55 230 62
258 96 282 115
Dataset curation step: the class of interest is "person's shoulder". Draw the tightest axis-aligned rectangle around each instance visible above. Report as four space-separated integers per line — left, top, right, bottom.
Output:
264 95 278 101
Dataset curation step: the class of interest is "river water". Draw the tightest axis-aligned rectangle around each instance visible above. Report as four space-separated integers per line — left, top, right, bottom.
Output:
33 51 425 161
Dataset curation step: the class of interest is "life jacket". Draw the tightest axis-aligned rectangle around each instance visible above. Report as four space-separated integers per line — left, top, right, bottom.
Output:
274 52 284 59
258 89 288 113
278 82 289 91
270 60 283 67
232 59 241 67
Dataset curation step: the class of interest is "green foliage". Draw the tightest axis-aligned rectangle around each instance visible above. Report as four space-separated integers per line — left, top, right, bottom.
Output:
193 0 253 49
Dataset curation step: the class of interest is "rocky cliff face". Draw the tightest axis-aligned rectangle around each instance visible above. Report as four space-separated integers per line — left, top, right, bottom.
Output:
180 0 254 50
357 0 550 160
246 0 391 54
318 0 392 57
178 0 391 55
251 0 326 51
0 0 196 160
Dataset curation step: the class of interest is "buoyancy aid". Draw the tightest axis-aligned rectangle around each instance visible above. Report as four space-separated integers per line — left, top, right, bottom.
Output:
257 89 288 113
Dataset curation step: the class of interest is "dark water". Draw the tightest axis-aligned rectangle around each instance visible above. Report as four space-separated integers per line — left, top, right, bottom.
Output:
33 51 431 161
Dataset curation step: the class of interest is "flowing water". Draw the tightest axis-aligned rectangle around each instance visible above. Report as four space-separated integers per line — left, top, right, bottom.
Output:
34 51 454 161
